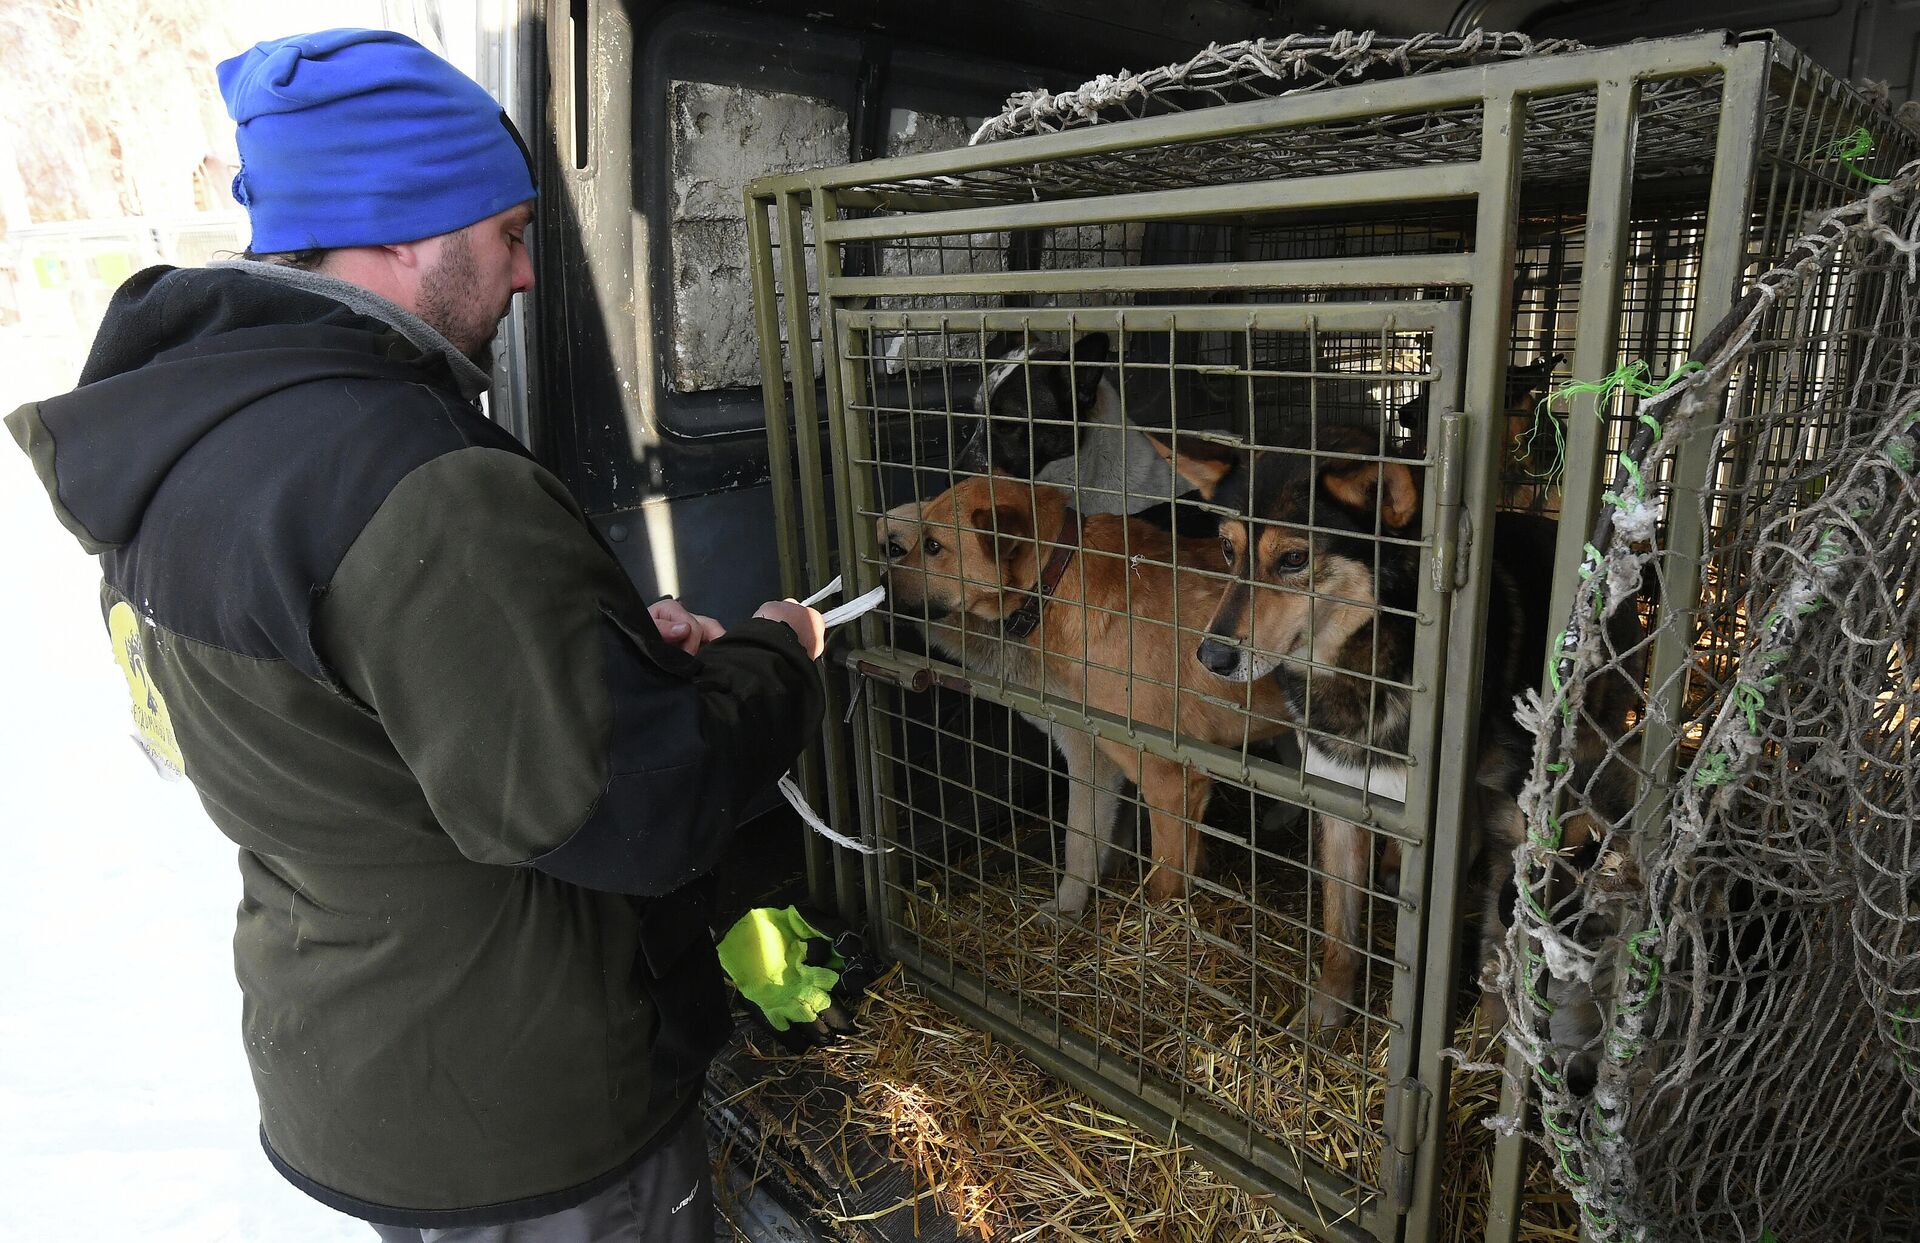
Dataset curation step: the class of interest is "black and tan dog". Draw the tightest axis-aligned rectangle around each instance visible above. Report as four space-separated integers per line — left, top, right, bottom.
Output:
1151 426 1640 1049
879 474 1293 913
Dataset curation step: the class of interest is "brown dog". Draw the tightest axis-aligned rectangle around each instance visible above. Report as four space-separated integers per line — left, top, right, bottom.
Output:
1151 426 1640 1043
879 473 1292 913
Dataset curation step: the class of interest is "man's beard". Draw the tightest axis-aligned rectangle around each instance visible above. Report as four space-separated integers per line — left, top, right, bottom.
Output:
415 230 506 369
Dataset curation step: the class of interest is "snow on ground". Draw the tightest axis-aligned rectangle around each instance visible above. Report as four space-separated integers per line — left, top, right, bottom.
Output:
0 363 366 1240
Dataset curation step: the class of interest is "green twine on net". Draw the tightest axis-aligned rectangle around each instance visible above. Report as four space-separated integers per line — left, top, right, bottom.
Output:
1615 929 1663 1015
1579 541 1608 618
1733 680 1768 733
1522 945 1558 1014
1893 1002 1920 1073
1694 750 1734 788
1825 126 1892 184
1513 360 1703 485
1555 1138 1589 1186
1548 629 1577 723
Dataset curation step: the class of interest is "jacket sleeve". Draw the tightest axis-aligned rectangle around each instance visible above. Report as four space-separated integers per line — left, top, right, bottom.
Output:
311 445 825 894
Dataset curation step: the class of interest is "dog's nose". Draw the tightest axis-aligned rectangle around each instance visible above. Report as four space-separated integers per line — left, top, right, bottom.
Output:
1197 638 1240 677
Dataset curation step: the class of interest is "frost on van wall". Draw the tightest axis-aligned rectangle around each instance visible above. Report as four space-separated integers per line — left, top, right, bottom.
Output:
668 81 847 393
886 109 974 158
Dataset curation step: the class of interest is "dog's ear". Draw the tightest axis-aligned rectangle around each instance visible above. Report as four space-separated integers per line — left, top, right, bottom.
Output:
983 331 1025 361
970 503 1033 540
1507 353 1567 404
1073 332 1112 366
1143 430 1237 499
1070 333 1113 411
1320 455 1421 530
970 503 1032 563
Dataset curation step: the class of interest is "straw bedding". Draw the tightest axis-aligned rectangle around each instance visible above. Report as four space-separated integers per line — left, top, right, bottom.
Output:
725 864 1579 1241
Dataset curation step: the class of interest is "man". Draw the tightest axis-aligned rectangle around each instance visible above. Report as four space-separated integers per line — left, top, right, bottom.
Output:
5 27 826 1242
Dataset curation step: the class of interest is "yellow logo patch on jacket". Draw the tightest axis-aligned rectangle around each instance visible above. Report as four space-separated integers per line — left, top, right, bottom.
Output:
109 601 185 777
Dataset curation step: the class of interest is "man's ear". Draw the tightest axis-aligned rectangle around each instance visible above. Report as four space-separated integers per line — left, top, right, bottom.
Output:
1319 456 1421 530
1143 430 1238 499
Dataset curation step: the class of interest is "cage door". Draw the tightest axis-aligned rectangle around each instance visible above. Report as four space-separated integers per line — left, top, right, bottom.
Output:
820 301 1469 1239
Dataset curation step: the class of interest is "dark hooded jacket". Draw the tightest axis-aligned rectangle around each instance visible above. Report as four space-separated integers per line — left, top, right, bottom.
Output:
6 264 823 1226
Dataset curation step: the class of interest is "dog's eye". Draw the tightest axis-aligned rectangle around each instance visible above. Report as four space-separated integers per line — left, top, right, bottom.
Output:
1277 548 1310 573
924 536 944 557
1219 537 1235 568
885 537 908 560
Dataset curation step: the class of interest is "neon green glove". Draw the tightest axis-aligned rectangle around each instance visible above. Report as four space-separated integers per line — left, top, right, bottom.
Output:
716 906 845 1032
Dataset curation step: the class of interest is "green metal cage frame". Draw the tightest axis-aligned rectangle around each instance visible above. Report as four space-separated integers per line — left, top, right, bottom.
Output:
741 29 1911 1242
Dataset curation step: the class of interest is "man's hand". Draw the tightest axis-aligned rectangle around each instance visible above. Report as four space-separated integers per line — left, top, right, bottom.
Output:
754 599 826 660
648 598 725 656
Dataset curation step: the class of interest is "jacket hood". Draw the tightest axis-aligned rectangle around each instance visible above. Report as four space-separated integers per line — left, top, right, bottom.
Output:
6 264 470 554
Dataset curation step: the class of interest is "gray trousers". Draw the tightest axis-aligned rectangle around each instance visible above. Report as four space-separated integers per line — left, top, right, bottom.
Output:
369 1110 714 1243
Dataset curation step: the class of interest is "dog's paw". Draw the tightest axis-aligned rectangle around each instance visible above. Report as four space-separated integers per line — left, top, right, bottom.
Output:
1300 991 1357 1036
1042 880 1092 918
1143 868 1189 903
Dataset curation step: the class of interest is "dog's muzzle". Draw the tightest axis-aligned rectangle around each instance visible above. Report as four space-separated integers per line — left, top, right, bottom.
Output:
1197 636 1284 683
952 424 994 475
1197 636 1247 680
878 569 951 623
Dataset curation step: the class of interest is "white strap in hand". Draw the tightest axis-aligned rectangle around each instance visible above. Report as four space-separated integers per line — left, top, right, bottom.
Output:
799 575 886 630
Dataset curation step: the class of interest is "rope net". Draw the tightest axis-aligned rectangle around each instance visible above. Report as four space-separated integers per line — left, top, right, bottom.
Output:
970 30 1585 144
1504 165 1920 1242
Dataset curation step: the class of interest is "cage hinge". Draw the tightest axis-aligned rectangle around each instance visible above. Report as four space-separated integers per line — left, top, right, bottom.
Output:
1430 412 1469 594
1385 1076 1434 1213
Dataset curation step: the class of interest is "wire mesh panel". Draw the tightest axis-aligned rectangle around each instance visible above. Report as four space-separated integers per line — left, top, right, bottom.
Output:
834 303 1462 1237
743 28 1920 1243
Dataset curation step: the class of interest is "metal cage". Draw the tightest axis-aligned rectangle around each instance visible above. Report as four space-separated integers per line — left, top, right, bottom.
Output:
744 30 1917 1242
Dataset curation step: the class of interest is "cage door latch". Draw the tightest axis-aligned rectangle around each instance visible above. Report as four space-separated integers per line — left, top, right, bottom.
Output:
1430 412 1470 594
1385 1076 1434 1213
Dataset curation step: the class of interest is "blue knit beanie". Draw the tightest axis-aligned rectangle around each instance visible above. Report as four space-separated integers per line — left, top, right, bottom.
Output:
217 29 536 251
